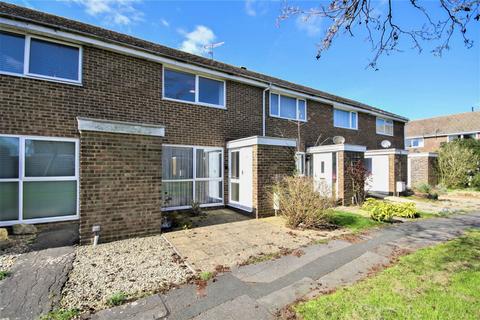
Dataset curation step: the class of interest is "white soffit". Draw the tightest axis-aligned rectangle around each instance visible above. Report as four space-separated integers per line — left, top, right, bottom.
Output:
227 136 296 149
408 152 439 158
365 148 408 156
77 117 165 137
307 144 367 154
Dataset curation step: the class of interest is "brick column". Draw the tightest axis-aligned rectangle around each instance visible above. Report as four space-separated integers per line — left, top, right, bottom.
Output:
389 153 408 193
337 150 365 206
408 153 438 188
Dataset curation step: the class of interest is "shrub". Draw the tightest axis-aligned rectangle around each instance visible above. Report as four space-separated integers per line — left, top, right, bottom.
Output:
415 183 432 194
199 271 214 281
438 141 480 188
39 309 79 320
106 292 127 307
471 173 480 190
362 199 418 221
270 176 335 229
345 159 371 205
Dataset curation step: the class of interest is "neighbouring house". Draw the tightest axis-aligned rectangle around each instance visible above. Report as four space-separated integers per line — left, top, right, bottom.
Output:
405 111 480 188
0 2 409 244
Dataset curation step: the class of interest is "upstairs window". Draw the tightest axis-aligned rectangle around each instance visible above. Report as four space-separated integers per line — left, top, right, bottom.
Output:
0 31 81 83
270 93 307 121
405 138 424 148
334 109 357 129
163 68 225 108
376 117 394 136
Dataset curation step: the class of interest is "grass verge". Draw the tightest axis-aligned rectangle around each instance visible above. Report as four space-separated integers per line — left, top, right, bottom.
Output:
39 309 79 320
295 230 480 320
330 210 384 233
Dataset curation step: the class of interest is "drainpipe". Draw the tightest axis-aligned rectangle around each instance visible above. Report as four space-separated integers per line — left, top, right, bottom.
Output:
262 83 272 136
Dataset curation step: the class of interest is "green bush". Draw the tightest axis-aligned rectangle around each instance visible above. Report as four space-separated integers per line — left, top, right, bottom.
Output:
106 292 127 307
471 173 480 190
39 309 79 320
438 140 480 188
415 183 432 194
362 199 418 221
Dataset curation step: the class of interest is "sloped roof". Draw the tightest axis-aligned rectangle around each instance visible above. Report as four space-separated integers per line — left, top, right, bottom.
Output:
0 2 408 121
405 111 480 137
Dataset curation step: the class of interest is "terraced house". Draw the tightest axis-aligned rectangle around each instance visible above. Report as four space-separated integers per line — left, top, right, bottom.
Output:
0 2 409 244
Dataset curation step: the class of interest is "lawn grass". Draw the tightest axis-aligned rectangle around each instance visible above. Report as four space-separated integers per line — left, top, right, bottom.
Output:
295 230 480 320
330 210 384 233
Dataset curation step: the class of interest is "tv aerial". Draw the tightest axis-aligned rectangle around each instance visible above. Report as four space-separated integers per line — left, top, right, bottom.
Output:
204 42 225 59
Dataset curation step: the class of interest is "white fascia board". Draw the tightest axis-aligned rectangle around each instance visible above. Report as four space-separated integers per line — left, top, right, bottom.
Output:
77 117 165 137
307 144 367 154
0 17 407 123
365 148 408 156
227 136 296 149
408 152 438 158
405 130 480 139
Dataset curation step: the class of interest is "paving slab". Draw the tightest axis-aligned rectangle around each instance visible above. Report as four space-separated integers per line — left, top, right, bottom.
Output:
91 294 167 320
192 295 273 320
232 240 351 283
0 246 74 320
257 277 316 313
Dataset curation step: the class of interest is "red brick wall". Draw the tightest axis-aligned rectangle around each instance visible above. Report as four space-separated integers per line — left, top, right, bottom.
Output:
389 154 408 193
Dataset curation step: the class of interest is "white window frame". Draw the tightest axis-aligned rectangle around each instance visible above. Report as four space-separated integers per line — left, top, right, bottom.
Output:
162 67 227 109
269 92 307 122
0 134 80 226
295 152 306 176
0 29 83 85
376 117 394 136
448 133 477 142
405 137 424 148
161 144 224 211
333 108 358 130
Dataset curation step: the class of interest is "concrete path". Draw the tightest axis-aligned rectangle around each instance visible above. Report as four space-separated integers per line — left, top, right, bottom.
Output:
0 246 75 320
93 212 480 320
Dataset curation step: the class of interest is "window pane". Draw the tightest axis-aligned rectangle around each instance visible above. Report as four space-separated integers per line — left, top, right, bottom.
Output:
0 182 19 221
386 121 394 135
231 182 239 202
231 151 240 179
196 181 223 204
25 140 76 177
280 95 297 119
163 181 193 207
23 181 76 219
0 31 24 74
199 77 224 106
334 109 351 128
0 137 19 179
376 118 385 133
270 93 279 116
29 38 79 81
164 69 195 102
351 112 357 128
196 149 222 178
298 100 306 121
162 146 193 180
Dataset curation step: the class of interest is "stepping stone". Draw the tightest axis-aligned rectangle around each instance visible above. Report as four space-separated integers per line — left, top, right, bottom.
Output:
91 294 167 320
0 246 74 320
257 277 316 313
232 240 351 283
192 295 273 320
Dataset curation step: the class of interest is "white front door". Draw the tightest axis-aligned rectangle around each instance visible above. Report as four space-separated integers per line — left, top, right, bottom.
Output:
366 155 389 193
312 152 333 196
228 147 253 212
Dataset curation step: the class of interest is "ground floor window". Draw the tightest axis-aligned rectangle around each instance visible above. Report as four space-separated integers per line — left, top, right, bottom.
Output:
0 135 79 225
162 145 223 209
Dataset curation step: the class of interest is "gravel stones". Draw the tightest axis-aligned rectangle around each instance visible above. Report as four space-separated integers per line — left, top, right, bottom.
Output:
61 235 193 312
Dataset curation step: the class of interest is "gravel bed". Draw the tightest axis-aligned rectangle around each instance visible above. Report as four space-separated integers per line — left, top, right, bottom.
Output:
61 235 194 312
0 235 35 272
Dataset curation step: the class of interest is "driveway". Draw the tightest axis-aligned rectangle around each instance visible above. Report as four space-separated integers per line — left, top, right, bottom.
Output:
163 212 347 272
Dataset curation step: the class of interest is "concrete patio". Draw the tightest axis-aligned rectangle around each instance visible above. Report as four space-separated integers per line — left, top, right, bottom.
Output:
163 210 347 272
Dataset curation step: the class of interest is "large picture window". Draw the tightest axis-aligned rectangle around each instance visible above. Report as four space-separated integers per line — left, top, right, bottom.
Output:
162 145 223 209
163 68 225 108
0 135 79 225
270 93 307 121
0 30 81 83
376 117 394 136
334 109 358 130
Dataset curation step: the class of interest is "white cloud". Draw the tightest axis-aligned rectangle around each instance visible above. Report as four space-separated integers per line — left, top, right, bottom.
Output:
245 0 256 16
179 25 216 56
59 0 143 26
295 14 323 37
160 18 170 27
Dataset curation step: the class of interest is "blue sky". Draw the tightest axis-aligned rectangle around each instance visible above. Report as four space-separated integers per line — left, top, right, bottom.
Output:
8 0 480 120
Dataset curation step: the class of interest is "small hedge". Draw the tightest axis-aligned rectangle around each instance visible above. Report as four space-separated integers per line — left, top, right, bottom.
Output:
362 199 418 222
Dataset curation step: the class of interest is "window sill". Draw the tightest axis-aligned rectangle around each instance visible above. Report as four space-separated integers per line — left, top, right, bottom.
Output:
161 203 224 211
334 125 358 131
0 214 79 227
0 70 83 86
376 132 394 137
269 114 307 122
162 97 227 110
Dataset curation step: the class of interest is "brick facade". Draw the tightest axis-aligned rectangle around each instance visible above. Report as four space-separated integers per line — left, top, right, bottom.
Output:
0 24 406 242
337 151 365 205
389 154 408 193
409 155 439 188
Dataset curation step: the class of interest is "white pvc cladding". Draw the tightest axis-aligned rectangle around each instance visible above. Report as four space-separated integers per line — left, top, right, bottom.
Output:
77 117 165 137
0 17 407 123
226 136 297 149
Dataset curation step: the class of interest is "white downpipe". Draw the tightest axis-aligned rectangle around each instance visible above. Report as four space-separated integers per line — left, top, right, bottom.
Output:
93 234 99 246
262 84 272 136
